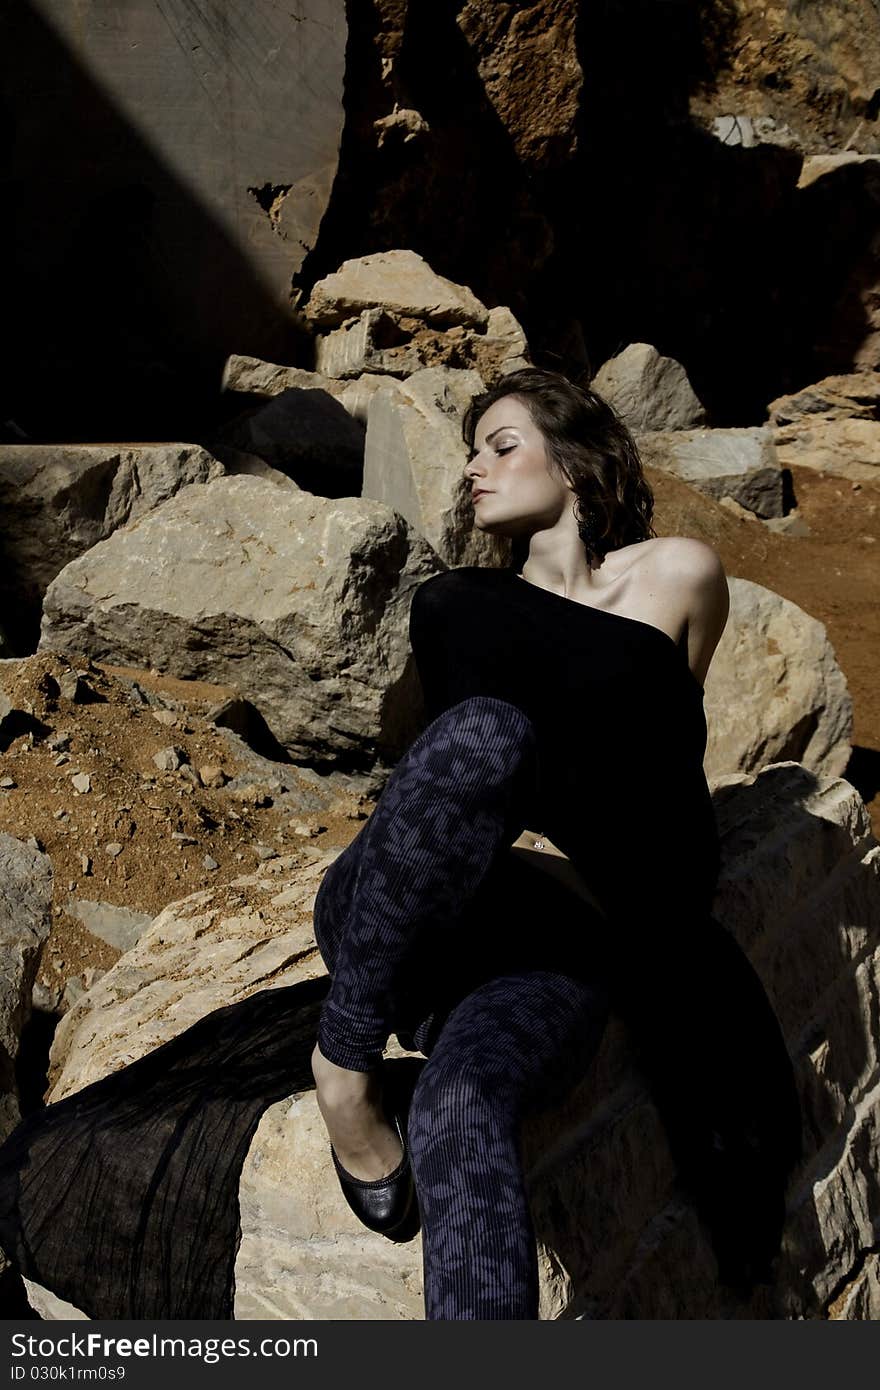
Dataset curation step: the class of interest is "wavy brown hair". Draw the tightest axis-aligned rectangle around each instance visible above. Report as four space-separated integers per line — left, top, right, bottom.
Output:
461 367 656 569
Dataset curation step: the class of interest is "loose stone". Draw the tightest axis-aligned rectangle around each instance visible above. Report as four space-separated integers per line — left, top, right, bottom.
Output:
199 765 228 788
153 746 186 772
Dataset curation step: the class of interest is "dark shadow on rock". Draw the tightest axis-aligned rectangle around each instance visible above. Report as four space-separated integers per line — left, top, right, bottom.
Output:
210 387 365 497
0 1264 40 1318
15 1008 59 1120
794 159 880 381
561 0 880 418
0 711 52 753
571 0 801 421
844 744 880 810
781 467 798 513
209 698 295 765
0 3 317 442
298 0 556 356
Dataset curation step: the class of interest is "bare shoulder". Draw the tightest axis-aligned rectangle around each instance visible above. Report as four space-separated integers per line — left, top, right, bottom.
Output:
640 538 729 684
642 535 726 579
643 537 727 602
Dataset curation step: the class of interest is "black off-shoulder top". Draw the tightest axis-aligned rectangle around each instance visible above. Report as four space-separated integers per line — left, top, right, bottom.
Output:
408 564 720 924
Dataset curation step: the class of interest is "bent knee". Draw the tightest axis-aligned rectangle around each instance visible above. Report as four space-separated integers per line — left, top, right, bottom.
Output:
431 696 535 764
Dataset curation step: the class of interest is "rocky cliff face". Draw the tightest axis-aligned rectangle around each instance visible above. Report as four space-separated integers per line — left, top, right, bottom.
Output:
690 0 880 153
7 2 880 440
1 1 346 440
299 0 880 425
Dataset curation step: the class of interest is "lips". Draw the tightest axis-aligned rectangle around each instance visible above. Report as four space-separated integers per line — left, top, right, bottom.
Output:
472 490 492 501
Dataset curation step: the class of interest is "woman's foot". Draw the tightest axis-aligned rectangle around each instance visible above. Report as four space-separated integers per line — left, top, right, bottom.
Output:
311 1043 404 1182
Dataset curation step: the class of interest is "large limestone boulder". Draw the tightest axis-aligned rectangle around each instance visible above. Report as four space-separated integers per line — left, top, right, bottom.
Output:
633 425 784 519
363 368 502 567
798 154 880 190
221 360 338 399
531 764 880 1319
472 306 531 383
235 1086 424 1319
302 249 490 331
765 371 880 484
303 252 528 390
592 343 707 432
332 376 397 427
47 856 330 1092
704 578 852 783
24 763 880 1319
690 0 880 156
315 308 426 379
709 768 880 1320
0 445 224 653
768 373 880 426
221 355 390 427
773 418 880 485
312 303 529 388
0 834 53 1143
218 450 303 494
39 475 443 765
638 428 785 518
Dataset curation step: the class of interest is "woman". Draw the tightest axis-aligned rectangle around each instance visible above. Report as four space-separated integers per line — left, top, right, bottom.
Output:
0 369 799 1321
309 367 801 1318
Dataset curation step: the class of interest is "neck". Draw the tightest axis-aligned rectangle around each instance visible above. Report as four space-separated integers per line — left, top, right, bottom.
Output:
519 531 605 597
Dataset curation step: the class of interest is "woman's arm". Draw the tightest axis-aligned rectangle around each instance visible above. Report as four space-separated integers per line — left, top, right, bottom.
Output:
664 538 730 689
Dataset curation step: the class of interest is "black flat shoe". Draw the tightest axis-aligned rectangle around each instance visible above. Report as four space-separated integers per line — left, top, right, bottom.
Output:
330 1111 415 1236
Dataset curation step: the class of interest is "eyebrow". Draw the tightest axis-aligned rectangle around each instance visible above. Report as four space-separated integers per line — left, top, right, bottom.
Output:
475 425 516 450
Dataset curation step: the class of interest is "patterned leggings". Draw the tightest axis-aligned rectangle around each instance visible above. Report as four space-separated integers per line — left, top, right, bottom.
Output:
313 696 611 1319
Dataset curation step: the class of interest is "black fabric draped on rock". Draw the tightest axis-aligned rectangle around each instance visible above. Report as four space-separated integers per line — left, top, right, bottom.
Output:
0 979 327 1319
0 563 803 1317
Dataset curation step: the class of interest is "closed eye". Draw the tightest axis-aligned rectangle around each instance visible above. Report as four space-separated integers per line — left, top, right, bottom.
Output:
496 445 515 455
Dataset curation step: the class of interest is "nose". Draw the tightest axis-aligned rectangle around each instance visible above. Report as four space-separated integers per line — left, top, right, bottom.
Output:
464 448 486 482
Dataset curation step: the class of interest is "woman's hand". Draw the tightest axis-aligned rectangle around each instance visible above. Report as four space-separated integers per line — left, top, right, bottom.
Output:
510 830 607 917
510 828 567 858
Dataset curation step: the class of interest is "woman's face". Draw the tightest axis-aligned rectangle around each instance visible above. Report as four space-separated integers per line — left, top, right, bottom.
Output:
465 395 572 537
